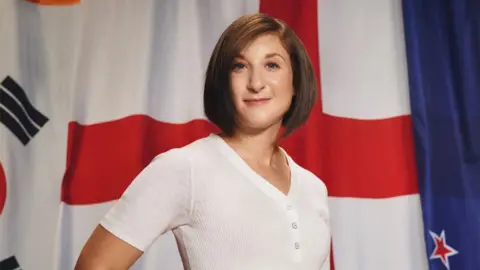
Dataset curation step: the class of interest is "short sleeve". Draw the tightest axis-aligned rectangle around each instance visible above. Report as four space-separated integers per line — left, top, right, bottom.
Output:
99 148 192 252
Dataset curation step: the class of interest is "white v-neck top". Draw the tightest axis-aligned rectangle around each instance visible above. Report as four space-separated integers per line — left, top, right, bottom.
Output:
100 133 330 270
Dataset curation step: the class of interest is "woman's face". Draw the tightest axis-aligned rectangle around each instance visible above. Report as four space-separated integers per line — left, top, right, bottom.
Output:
229 34 294 134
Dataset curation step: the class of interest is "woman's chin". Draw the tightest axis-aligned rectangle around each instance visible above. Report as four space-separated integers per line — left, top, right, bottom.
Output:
237 120 282 134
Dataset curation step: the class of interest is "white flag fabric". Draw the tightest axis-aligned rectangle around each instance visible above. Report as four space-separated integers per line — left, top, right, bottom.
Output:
0 0 428 269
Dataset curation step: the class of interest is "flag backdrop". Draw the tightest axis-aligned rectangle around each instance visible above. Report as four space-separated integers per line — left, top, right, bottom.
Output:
403 0 480 269
5 0 476 269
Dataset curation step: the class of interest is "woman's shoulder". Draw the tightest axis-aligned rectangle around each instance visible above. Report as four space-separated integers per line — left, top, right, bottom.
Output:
130 135 216 192
149 134 217 168
296 166 328 196
282 149 328 198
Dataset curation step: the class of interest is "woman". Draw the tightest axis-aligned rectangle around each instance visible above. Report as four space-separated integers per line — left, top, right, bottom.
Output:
75 13 330 270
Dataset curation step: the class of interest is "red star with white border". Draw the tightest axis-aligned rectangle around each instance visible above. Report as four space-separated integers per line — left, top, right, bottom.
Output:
429 230 458 269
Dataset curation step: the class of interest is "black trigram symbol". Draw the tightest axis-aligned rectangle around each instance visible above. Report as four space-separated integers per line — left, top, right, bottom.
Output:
0 255 21 270
0 76 49 145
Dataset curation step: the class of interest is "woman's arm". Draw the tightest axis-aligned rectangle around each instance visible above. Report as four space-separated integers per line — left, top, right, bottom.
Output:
74 225 143 270
74 148 193 269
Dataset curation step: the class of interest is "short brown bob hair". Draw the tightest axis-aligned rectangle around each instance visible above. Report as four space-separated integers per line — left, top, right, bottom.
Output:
203 13 318 137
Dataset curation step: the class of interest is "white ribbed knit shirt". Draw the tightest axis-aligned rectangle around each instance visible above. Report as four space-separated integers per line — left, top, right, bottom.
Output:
100 133 330 270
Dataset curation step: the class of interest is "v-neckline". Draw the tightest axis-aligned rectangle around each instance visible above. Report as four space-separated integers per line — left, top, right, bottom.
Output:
209 133 297 202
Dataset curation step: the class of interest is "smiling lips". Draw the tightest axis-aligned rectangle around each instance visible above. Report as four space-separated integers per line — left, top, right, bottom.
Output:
244 98 271 105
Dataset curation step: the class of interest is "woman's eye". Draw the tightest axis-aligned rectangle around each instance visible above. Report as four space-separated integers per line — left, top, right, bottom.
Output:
232 63 246 71
266 62 279 69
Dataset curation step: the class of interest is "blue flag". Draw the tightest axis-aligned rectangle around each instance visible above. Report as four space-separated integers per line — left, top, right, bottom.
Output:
402 0 480 269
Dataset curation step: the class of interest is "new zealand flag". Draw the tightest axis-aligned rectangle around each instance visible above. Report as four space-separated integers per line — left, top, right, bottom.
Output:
402 0 480 269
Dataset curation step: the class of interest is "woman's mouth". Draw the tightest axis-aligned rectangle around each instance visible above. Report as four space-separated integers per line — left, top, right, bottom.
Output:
244 98 271 105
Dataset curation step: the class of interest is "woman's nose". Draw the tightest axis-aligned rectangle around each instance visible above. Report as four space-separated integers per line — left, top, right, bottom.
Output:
247 70 265 92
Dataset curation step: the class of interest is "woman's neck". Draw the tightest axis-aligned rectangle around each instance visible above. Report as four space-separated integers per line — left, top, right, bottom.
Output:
220 125 282 167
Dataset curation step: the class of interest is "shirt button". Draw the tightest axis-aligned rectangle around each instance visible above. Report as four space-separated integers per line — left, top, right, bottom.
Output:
294 242 300 249
292 222 298 229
